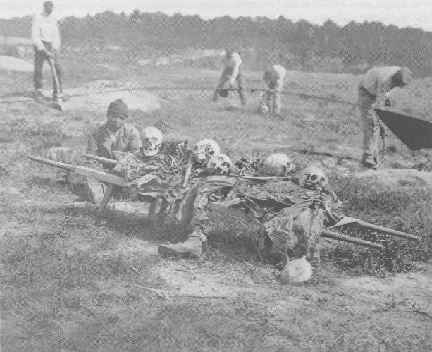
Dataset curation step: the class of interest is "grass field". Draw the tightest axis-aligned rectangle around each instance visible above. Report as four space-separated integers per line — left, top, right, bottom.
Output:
0 52 431 352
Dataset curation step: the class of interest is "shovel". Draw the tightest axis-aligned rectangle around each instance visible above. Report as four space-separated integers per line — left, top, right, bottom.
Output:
47 55 63 111
218 87 266 98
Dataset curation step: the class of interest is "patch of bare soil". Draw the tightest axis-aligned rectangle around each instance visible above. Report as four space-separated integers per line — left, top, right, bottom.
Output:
0 55 33 72
354 168 432 188
62 80 162 112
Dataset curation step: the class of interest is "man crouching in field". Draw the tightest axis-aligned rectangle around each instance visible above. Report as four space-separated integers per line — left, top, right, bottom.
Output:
86 99 142 202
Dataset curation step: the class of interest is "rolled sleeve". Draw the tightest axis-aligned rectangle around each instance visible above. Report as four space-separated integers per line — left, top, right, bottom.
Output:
52 21 61 50
375 82 392 108
128 127 143 155
86 132 98 155
31 14 45 50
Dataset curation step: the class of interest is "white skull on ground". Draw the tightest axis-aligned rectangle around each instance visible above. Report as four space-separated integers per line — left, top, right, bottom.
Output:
280 256 313 284
260 153 295 176
193 139 221 164
141 127 163 156
298 166 328 190
207 154 232 175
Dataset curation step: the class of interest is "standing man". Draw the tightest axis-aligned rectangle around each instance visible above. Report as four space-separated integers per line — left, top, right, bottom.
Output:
358 66 412 169
31 1 62 103
86 99 142 203
212 48 247 106
260 64 287 116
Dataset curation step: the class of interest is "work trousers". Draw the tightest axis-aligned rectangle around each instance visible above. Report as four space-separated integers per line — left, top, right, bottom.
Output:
266 78 284 115
34 41 63 98
358 88 380 160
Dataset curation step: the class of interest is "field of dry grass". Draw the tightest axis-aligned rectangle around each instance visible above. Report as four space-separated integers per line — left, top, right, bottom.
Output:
0 52 431 351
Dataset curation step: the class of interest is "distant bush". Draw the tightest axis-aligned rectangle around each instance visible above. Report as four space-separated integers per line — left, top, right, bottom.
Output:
3 12 432 76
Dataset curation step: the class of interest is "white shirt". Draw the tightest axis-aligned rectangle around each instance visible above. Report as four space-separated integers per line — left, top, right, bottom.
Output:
263 64 287 89
271 65 287 81
359 66 400 104
31 12 61 51
222 52 242 68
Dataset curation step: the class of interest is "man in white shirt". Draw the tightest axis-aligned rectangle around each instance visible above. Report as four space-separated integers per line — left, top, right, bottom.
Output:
212 49 247 105
260 64 287 116
358 66 412 169
31 1 62 103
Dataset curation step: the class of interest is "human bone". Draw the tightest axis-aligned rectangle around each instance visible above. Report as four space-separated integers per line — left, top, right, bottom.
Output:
280 256 313 284
142 127 163 156
207 154 232 175
260 153 295 176
298 166 328 189
193 139 221 164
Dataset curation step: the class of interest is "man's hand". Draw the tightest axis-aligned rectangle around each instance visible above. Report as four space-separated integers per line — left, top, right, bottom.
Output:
43 48 52 57
46 48 59 59
372 102 386 111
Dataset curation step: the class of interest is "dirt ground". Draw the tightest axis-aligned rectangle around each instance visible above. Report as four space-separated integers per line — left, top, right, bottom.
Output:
0 58 431 351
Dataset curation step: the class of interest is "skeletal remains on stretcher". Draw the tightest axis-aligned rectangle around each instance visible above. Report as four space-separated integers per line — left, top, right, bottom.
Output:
29 139 420 282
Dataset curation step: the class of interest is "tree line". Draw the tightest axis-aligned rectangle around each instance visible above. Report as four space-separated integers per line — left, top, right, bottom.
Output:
1 10 432 76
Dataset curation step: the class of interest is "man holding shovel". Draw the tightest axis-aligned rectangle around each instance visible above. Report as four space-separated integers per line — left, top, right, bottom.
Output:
212 48 247 106
31 1 63 107
358 66 412 169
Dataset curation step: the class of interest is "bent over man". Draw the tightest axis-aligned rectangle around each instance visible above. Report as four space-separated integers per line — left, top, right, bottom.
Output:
260 64 287 116
31 1 62 103
358 66 412 169
212 49 247 105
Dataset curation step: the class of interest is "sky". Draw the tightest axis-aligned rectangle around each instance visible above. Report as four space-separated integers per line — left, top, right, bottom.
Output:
1 0 432 32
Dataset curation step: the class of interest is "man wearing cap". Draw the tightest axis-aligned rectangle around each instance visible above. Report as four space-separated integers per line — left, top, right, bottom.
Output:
86 99 142 203
358 66 413 169
87 99 142 160
212 49 247 105
259 64 287 116
31 1 62 103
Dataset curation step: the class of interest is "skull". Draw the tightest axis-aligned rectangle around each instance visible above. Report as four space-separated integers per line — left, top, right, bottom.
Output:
207 154 232 175
298 166 328 190
141 127 163 157
193 139 221 164
260 153 295 176
280 256 313 284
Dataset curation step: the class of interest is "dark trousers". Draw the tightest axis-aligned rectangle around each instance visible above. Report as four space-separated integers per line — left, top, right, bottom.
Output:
34 41 62 98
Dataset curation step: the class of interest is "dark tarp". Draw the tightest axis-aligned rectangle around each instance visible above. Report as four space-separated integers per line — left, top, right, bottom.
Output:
374 109 432 150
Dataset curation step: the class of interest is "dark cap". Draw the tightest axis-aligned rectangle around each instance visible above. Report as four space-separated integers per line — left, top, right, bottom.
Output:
107 99 129 117
395 67 413 86
44 1 53 7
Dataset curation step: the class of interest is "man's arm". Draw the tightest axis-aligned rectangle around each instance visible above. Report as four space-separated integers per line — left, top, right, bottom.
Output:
128 127 143 156
31 14 45 51
52 18 61 51
374 81 393 109
229 53 242 86
86 132 99 156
